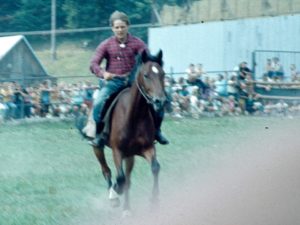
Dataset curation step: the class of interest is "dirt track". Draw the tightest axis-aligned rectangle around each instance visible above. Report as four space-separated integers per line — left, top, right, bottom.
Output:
121 119 300 225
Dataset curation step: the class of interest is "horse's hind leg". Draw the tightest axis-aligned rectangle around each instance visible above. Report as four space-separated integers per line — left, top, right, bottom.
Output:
93 146 112 189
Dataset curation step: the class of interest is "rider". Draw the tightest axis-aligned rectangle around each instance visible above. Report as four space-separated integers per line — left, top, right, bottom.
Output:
89 10 169 147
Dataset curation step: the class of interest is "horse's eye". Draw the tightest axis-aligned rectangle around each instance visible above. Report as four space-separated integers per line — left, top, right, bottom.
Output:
144 73 149 79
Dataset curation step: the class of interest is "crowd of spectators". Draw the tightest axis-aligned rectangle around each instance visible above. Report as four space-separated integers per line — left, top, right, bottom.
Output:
0 80 96 122
165 60 300 119
1 59 300 123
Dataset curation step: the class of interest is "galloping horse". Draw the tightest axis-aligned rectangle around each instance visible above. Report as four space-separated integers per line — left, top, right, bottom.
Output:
92 49 167 213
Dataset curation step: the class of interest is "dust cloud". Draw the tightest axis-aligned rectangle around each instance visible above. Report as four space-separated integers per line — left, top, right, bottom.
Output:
83 119 300 225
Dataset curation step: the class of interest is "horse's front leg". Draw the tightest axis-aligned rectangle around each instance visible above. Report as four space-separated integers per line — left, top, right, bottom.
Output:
108 148 125 207
93 146 112 189
143 147 160 204
123 156 134 212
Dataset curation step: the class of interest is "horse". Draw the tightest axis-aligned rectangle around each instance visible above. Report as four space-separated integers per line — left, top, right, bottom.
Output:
92 49 167 215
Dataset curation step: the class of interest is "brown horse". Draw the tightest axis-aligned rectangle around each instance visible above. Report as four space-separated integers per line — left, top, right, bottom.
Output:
92 49 167 214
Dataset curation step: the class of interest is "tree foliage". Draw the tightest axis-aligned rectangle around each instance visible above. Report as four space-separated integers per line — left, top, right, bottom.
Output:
0 0 190 32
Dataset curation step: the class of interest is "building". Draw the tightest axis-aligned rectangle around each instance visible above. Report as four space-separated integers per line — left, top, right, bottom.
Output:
0 35 52 85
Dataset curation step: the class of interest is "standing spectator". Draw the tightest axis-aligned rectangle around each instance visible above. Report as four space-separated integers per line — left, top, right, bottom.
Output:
238 61 252 81
13 83 25 119
39 80 53 117
82 81 95 109
0 94 7 122
22 86 32 118
1 82 17 119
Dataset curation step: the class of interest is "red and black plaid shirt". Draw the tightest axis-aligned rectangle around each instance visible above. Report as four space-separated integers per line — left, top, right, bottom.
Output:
90 34 147 78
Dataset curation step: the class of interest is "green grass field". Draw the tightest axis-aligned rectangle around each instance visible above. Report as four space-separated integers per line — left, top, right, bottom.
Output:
0 116 297 225
35 44 94 79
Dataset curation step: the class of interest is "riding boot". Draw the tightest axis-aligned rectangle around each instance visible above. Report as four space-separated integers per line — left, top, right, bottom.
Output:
153 108 169 145
89 122 105 148
155 129 169 145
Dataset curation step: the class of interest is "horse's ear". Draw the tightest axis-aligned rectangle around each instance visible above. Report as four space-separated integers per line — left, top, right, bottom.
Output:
141 49 148 63
157 49 163 66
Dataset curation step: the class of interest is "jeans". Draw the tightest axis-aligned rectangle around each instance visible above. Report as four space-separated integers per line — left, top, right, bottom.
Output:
93 77 129 123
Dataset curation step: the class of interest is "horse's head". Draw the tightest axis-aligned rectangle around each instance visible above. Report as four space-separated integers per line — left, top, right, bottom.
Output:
136 49 167 112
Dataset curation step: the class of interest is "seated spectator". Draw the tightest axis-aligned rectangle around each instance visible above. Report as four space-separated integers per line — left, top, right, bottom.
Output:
289 64 300 82
226 95 241 116
189 87 202 119
178 84 189 97
264 58 274 79
272 57 284 81
186 63 197 82
245 93 258 115
263 101 276 116
289 100 300 116
227 75 239 100
185 63 208 95
275 99 288 116
214 74 228 97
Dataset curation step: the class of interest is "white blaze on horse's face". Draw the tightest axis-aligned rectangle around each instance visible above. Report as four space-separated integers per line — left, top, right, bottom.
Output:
141 63 166 112
151 65 159 74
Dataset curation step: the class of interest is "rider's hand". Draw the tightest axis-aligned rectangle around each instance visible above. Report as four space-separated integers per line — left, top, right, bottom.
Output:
103 72 114 80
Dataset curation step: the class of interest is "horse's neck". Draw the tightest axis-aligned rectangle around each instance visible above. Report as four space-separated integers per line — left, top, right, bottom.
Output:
128 83 150 121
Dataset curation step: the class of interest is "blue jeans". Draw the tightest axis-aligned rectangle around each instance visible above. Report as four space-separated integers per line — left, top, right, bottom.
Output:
93 77 129 123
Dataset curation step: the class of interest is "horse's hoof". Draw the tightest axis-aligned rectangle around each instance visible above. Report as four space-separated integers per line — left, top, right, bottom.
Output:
122 209 132 218
110 198 120 208
151 196 160 205
108 187 120 207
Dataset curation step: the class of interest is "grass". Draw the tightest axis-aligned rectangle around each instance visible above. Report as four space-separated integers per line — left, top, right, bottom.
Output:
0 116 297 225
35 43 96 83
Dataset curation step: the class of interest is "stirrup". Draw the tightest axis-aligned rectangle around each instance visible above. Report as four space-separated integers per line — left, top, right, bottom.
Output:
88 135 105 148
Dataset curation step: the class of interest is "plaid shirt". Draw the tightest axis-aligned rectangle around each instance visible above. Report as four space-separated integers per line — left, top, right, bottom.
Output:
90 34 147 78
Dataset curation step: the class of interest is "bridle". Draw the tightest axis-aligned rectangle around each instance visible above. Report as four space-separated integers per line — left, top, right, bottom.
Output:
135 62 164 106
135 75 155 105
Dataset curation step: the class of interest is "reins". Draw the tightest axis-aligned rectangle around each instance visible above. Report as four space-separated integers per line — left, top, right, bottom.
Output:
135 76 154 105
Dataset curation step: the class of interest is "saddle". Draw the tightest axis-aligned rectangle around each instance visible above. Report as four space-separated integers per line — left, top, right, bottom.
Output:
99 88 129 143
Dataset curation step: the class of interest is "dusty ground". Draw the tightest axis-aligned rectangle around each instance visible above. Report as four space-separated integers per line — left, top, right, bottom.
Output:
80 119 300 225
117 120 300 225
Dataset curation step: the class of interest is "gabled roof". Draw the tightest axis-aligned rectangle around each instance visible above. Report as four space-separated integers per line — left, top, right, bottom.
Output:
0 35 24 60
0 35 48 75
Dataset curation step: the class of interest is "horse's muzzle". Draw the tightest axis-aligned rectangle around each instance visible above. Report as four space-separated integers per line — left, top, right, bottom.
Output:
152 97 166 111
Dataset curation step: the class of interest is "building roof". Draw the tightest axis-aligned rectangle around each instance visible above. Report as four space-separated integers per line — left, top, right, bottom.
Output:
0 35 48 75
0 35 24 60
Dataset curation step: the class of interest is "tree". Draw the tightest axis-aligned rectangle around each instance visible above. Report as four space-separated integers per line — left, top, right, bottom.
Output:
0 1 22 32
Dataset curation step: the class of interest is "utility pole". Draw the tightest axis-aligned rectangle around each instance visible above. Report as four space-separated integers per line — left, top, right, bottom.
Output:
151 0 162 25
51 0 57 60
